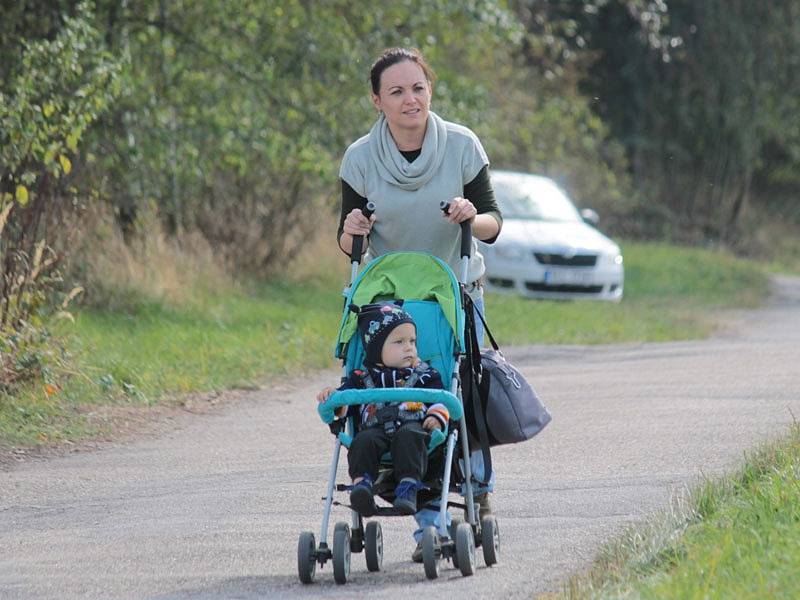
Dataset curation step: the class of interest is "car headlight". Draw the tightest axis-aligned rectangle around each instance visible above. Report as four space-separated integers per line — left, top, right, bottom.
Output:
494 243 529 261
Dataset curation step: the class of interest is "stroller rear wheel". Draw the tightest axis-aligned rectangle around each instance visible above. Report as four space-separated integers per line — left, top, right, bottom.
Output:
364 521 383 572
297 531 316 584
481 515 500 566
421 526 441 580
332 522 351 584
455 523 476 576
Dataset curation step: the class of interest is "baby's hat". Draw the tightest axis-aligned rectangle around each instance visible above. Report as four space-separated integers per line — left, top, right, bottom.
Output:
351 301 415 365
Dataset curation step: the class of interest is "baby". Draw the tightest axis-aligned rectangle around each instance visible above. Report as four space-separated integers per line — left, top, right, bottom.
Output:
318 302 448 516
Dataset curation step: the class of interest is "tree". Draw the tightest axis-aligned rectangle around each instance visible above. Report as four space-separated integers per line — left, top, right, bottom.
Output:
580 0 800 242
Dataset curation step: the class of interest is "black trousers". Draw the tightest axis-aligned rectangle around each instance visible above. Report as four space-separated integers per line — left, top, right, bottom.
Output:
348 420 429 482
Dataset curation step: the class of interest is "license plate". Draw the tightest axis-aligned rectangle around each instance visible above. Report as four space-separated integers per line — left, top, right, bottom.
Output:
543 268 594 285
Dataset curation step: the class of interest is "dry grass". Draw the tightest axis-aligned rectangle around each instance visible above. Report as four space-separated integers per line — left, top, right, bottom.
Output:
282 207 350 285
65 202 351 308
66 205 236 309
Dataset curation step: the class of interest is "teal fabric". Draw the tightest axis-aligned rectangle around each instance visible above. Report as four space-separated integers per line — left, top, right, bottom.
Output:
335 252 464 358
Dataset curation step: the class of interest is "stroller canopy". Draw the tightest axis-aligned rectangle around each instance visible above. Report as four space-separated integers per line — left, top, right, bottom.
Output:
335 252 465 358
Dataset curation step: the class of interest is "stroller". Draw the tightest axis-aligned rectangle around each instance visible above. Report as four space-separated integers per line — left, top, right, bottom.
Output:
297 203 499 584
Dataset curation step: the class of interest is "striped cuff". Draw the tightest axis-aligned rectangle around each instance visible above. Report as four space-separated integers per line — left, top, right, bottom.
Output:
426 403 450 430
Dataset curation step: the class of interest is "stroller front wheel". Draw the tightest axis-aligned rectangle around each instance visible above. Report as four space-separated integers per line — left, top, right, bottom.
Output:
297 531 316 584
365 521 383 572
421 526 441 580
332 522 351 584
455 523 476 576
481 515 500 566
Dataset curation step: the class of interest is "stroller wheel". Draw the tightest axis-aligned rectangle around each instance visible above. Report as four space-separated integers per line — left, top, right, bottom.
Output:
365 521 383 572
297 531 316 584
455 523 476 577
481 515 500 566
332 522 351 584
448 517 462 569
421 526 441 580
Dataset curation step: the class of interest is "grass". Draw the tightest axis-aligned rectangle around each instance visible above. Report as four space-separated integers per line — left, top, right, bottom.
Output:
487 242 766 344
559 424 800 599
0 241 770 448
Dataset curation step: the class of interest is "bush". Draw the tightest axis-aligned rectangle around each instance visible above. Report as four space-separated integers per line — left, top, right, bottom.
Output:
0 2 121 385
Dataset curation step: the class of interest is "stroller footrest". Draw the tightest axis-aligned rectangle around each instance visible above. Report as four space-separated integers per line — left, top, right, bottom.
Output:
373 505 415 517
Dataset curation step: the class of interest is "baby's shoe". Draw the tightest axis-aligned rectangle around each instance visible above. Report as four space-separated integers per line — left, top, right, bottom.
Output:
350 474 377 517
393 478 420 515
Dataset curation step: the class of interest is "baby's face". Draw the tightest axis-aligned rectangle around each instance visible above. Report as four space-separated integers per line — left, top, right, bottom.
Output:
380 323 418 368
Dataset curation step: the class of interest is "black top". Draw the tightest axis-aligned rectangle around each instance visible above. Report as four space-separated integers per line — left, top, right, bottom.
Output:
338 149 502 253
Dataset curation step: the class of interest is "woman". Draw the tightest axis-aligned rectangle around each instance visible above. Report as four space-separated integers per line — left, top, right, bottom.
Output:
337 47 502 561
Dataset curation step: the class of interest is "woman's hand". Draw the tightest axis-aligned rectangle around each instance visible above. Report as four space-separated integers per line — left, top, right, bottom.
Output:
443 196 477 225
317 387 335 404
422 416 443 431
318 386 347 418
343 208 376 236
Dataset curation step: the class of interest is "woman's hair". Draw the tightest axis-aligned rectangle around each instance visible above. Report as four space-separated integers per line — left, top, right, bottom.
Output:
369 47 436 95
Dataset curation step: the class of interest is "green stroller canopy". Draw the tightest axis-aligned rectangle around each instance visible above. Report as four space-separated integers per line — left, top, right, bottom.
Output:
335 252 465 358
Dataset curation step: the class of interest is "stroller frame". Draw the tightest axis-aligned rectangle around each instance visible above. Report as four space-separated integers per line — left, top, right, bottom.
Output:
298 203 499 584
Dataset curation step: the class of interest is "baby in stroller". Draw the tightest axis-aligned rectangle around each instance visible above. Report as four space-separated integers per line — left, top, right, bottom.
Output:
317 302 450 517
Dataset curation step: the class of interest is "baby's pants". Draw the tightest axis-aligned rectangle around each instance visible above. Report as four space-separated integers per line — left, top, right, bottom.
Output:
348 421 429 482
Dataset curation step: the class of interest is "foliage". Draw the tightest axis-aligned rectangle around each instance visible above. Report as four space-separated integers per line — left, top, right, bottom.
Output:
1 2 121 389
79 0 523 272
579 0 800 243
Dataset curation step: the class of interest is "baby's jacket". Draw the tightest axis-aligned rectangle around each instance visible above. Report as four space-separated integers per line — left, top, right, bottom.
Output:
337 362 450 430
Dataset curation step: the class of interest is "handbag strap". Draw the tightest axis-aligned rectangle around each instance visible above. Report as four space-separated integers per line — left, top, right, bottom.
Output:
472 300 500 352
462 292 493 485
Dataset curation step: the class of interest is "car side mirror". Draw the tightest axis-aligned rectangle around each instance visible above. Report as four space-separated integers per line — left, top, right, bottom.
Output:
580 208 599 226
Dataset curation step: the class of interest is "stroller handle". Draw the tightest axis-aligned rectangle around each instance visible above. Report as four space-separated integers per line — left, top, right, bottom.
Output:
350 201 376 265
440 201 472 260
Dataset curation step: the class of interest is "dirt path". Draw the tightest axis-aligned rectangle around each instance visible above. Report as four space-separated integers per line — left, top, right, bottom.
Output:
1 276 798 599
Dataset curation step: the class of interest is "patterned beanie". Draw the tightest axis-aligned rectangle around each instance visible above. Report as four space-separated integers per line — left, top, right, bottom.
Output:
353 302 416 366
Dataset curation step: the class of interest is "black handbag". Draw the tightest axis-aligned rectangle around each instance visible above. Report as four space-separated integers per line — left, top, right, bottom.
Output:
461 295 552 481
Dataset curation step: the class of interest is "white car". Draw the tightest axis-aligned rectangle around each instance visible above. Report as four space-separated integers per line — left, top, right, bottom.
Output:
479 170 624 301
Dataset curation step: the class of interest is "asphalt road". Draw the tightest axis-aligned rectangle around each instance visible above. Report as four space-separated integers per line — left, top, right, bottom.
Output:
2 276 798 600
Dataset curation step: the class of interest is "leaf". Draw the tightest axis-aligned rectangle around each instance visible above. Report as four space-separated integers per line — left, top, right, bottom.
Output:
42 103 55 117
61 286 84 308
15 185 29 206
59 155 72 174
66 133 79 152
53 310 75 323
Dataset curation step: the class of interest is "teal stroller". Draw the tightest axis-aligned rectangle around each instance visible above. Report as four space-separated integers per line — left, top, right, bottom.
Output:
297 205 500 584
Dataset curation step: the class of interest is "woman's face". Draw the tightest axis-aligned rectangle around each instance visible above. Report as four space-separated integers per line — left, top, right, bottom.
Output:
372 60 432 135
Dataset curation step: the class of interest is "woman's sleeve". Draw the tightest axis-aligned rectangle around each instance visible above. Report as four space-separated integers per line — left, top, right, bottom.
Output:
338 180 368 254
464 165 503 244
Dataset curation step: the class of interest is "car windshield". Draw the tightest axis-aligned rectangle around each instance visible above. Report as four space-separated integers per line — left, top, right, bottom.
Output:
492 175 582 222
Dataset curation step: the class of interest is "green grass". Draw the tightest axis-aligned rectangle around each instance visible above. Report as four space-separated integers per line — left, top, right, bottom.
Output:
0 241 770 447
560 425 800 599
0 272 345 446
487 242 767 344
68 279 343 398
